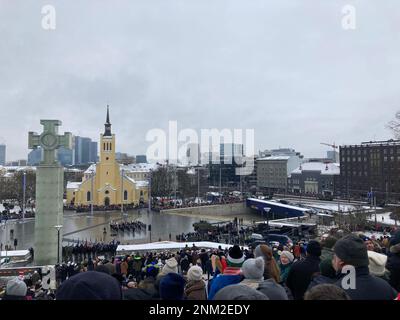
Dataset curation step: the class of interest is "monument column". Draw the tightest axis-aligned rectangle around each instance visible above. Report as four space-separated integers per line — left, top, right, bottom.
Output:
29 120 72 265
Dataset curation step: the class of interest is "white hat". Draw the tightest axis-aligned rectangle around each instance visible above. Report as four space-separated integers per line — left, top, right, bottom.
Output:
161 257 178 275
368 250 387 276
187 265 203 281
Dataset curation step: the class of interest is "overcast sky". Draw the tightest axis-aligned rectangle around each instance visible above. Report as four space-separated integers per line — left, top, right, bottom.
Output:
0 0 399 161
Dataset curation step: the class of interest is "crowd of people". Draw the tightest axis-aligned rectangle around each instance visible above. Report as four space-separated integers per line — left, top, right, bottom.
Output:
109 220 147 233
62 240 120 262
1 228 400 300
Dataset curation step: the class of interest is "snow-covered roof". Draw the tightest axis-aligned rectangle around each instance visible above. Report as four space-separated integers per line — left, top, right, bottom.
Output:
66 182 82 190
257 156 291 161
124 176 149 188
122 163 158 172
291 162 340 175
135 180 149 188
84 164 96 174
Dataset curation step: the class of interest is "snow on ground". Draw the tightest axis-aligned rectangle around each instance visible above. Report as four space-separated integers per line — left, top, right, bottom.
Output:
367 212 399 226
296 201 383 213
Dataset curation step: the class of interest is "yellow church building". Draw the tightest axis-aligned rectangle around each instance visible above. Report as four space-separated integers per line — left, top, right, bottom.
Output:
66 107 149 207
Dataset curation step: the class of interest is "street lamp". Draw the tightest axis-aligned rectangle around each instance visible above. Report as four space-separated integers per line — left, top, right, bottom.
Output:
22 171 26 221
90 172 94 216
148 169 152 213
263 207 271 229
121 168 124 214
54 225 63 264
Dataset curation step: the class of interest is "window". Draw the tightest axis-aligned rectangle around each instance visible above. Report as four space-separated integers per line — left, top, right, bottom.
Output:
124 190 128 200
105 190 109 195
87 191 91 201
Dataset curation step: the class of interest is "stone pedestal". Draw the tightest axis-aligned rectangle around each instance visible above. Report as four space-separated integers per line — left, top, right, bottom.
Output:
34 165 64 266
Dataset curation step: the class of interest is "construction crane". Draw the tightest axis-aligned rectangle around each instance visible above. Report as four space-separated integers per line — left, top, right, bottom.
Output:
320 142 338 150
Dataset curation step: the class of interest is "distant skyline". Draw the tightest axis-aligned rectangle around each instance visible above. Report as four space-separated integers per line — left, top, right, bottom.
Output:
1 1 399 161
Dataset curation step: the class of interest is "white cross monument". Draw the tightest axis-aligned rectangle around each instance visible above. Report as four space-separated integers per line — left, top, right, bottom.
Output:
29 120 72 265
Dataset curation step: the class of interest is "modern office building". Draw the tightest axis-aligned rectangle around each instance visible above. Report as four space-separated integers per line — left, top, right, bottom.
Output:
74 136 97 165
135 154 147 164
0 144 6 166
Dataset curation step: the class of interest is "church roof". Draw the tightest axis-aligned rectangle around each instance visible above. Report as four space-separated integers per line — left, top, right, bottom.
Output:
67 181 82 190
104 105 112 137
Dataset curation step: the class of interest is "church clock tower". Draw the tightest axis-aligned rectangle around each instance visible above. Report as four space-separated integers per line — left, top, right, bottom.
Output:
96 105 119 205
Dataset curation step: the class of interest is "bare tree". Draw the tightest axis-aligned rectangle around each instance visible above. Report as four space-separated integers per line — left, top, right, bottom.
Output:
386 111 400 139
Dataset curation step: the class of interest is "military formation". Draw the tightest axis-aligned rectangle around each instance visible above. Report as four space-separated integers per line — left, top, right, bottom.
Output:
109 220 147 233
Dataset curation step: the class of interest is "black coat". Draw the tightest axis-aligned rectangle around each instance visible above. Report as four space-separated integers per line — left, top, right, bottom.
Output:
286 255 320 300
386 244 400 292
334 266 397 300
123 287 159 300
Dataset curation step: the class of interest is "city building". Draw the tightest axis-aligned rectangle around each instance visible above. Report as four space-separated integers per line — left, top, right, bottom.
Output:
6 159 27 166
327 150 340 163
208 144 244 189
288 162 340 195
115 152 135 165
135 154 147 164
0 144 5 165
66 107 149 207
28 146 74 166
186 143 200 166
257 154 302 194
259 148 304 159
74 136 97 165
339 139 400 202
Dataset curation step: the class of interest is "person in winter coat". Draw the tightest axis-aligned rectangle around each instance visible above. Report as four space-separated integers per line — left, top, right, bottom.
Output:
333 234 398 300
254 245 280 283
368 250 391 284
240 257 265 290
184 265 206 300
124 262 160 300
132 254 143 283
286 240 322 300
319 236 337 280
180 255 190 274
278 251 294 284
120 258 129 277
386 230 400 292
208 245 244 300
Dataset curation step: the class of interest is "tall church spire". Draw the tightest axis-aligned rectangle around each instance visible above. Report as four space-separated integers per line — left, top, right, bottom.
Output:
104 105 112 136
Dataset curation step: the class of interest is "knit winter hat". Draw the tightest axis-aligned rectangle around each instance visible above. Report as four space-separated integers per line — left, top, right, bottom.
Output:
6 277 27 297
227 245 245 267
333 234 369 267
367 250 388 276
306 240 322 257
214 284 269 300
161 257 178 275
187 265 203 281
280 250 294 263
56 271 122 300
159 273 186 300
241 257 265 280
